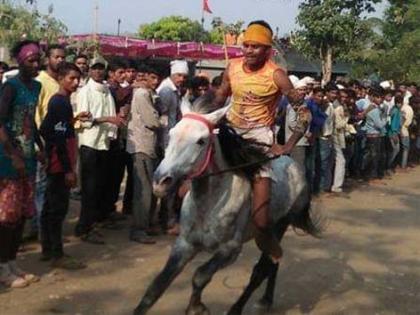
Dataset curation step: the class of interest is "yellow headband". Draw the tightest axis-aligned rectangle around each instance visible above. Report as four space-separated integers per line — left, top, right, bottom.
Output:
243 24 273 46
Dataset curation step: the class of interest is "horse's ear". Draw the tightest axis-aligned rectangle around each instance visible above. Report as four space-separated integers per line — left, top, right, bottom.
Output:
180 95 192 115
204 105 231 125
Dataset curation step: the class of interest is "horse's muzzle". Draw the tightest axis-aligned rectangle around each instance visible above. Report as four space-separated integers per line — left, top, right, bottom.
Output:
153 175 174 198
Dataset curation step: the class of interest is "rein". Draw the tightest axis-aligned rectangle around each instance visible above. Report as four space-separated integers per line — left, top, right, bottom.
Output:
182 113 282 180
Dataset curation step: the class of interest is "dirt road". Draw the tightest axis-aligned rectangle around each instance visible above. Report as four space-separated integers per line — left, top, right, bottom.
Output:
1 168 419 315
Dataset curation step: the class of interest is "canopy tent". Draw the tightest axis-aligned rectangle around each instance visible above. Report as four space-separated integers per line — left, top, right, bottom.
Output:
61 34 246 60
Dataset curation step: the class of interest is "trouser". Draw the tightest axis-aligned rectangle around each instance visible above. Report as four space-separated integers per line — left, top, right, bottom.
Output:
387 135 400 169
75 146 111 235
364 137 381 179
306 143 317 194
122 154 133 213
400 136 410 168
131 153 156 232
352 135 366 178
31 163 47 233
0 221 25 263
41 173 69 258
107 141 134 216
378 136 386 177
319 137 334 191
332 143 346 190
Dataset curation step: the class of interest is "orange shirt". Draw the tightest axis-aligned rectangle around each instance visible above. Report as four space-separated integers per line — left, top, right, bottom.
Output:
227 57 282 128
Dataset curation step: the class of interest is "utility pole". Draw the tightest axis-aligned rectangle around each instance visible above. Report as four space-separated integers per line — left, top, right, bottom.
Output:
117 18 121 36
93 0 99 35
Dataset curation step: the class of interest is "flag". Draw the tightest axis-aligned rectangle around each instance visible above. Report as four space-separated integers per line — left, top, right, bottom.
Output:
203 0 212 14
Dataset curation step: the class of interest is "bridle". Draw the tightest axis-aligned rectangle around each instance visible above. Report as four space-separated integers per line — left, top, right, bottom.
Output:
181 113 282 180
182 113 217 179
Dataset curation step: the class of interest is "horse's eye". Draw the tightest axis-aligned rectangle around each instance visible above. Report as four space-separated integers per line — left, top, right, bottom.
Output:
196 138 205 146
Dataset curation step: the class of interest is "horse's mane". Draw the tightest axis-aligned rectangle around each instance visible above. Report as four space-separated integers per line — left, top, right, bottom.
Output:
191 92 268 180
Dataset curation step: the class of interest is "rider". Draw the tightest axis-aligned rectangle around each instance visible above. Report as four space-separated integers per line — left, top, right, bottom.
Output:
215 20 304 262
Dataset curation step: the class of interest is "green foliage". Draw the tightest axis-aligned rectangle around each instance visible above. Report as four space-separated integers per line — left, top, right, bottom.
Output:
0 1 67 49
294 0 381 61
352 0 420 83
137 15 244 45
138 16 209 42
209 17 244 44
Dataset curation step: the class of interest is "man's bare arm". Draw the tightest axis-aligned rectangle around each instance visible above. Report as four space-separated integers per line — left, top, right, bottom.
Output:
213 64 232 108
273 68 293 96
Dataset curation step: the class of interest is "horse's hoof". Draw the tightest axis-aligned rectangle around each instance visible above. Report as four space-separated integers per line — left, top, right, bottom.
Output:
254 297 273 311
186 303 210 315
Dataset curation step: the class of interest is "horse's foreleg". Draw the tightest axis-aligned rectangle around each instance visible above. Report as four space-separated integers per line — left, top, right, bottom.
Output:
133 239 196 315
186 243 241 315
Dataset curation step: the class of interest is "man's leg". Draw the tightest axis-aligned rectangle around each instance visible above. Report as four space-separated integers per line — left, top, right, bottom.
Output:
319 138 333 192
47 174 70 259
75 146 97 236
122 152 133 214
252 177 282 261
332 144 346 192
130 153 155 244
401 136 410 169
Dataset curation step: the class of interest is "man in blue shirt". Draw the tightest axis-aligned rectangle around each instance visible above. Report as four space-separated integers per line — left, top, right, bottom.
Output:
362 87 387 182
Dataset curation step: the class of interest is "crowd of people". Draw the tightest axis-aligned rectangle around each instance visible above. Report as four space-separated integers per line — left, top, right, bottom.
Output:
0 30 419 290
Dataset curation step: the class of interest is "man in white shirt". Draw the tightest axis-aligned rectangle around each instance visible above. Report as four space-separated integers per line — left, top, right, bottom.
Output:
400 97 414 169
74 57 124 244
156 60 189 150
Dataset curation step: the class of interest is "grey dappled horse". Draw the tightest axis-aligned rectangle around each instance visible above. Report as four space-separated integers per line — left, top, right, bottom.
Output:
134 94 322 315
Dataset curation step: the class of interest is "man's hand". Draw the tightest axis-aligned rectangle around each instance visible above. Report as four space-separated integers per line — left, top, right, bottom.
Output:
11 154 25 177
65 172 77 188
75 111 92 122
107 116 126 128
271 143 292 156
36 150 46 165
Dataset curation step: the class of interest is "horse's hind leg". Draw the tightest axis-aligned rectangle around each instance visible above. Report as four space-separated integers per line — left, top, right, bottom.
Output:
227 253 276 315
227 218 289 315
256 217 290 309
133 239 196 315
186 243 241 315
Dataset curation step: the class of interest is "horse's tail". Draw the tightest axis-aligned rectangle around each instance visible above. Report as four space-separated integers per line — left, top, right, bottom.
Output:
289 199 326 238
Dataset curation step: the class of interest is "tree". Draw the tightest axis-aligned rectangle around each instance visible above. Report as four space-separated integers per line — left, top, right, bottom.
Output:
0 2 67 49
353 0 420 83
138 16 209 42
293 0 382 83
209 17 244 44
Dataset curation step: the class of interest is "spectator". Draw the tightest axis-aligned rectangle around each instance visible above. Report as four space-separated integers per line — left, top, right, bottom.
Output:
400 94 414 169
331 89 349 193
362 87 387 182
190 75 210 102
0 40 42 288
317 84 337 193
126 66 162 244
74 57 124 244
30 44 66 241
386 95 402 175
0 61 9 89
107 58 132 222
39 62 89 269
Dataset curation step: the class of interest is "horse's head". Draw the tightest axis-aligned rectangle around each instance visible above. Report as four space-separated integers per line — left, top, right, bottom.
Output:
153 93 229 197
